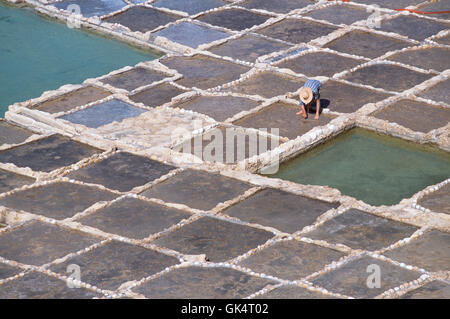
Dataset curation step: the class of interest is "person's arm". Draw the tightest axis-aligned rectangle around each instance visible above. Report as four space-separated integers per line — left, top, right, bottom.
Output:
315 98 321 120
297 102 308 119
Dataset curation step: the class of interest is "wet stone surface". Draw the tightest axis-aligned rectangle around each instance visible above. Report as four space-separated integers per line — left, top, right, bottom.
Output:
0 121 34 146
388 47 450 72
373 99 450 133
417 79 450 105
0 272 102 299
102 6 182 33
434 33 450 45
417 183 450 215
100 67 168 92
0 262 21 280
59 99 147 128
152 217 274 262
305 4 371 25
352 0 425 9
419 0 450 20
161 55 251 89
233 102 332 140
239 240 346 280
276 51 364 77
257 285 338 299
256 18 338 44
343 64 432 92
153 22 231 48
130 82 187 107
324 30 412 59
78 197 191 239
67 152 176 192
312 256 420 298
0 220 100 266
316 80 392 113
306 209 418 251
31 86 111 114
0 135 101 173
140 169 252 211
384 230 450 272
241 0 315 14
51 241 179 290
172 95 260 121
196 8 271 31
379 15 449 41
0 182 117 220
208 34 291 63
223 188 339 233
400 280 450 299
153 0 227 15
224 71 305 98
175 126 280 164
51 0 127 18
133 266 275 298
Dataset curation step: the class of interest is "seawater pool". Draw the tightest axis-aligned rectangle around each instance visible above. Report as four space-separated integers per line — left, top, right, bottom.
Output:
0 2 160 117
266 128 450 206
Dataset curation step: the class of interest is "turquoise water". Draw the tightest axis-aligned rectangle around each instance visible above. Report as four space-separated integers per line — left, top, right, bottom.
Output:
0 3 160 117
267 128 450 206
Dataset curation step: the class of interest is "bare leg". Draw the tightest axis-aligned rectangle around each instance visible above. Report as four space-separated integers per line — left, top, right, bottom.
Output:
315 99 321 120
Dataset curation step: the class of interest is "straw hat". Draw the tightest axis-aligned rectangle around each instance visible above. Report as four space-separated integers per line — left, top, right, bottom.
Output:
300 87 313 105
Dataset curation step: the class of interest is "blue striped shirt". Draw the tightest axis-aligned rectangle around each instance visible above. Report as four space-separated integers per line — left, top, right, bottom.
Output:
300 79 321 105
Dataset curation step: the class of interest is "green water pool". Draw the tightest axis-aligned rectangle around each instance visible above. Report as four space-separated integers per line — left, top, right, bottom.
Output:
266 128 450 206
0 3 160 117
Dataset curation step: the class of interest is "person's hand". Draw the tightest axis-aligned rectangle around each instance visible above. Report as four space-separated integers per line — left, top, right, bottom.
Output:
297 110 307 119
314 114 319 120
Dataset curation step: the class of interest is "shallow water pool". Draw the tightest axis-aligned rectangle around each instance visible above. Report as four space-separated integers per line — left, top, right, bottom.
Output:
0 3 160 117
266 128 450 206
